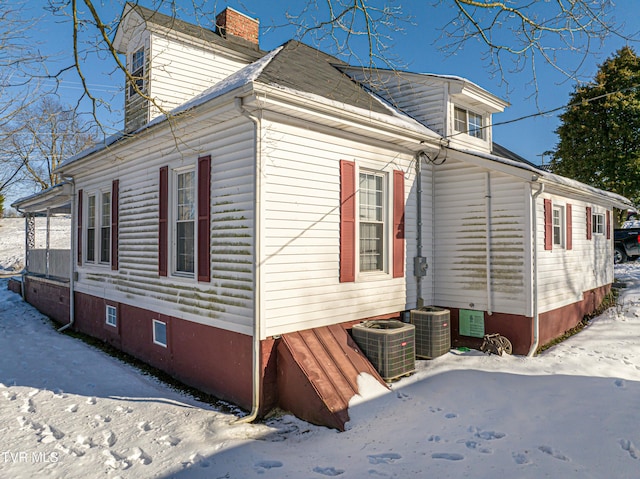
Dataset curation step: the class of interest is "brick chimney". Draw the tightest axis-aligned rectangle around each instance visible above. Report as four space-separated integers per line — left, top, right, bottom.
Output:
215 7 259 46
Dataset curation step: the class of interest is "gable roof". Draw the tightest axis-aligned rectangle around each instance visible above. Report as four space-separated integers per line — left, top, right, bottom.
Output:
113 2 265 59
255 41 392 116
491 142 538 168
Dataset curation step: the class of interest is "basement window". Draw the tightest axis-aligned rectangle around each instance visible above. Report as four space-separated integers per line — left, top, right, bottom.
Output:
106 305 117 328
153 320 167 347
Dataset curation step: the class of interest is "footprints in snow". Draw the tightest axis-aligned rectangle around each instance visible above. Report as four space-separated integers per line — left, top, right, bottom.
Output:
620 439 640 460
6 385 161 471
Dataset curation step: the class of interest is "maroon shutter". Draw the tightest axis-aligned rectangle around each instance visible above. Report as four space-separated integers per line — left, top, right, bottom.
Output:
111 179 119 270
586 207 592 240
77 189 83 265
544 199 552 251
393 170 405 278
159 166 168 277
197 155 211 283
606 210 611 240
566 203 572 250
340 160 356 282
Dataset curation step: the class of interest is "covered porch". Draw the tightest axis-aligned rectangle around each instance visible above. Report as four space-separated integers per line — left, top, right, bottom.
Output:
9 183 74 325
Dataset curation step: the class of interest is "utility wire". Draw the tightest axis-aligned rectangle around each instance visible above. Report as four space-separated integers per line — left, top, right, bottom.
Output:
445 82 640 140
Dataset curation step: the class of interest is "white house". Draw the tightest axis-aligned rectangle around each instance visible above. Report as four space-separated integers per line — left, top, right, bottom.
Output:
12 3 632 430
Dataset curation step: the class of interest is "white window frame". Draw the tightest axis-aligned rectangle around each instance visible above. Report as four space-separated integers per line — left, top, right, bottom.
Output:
592 212 605 235
86 194 96 263
128 47 145 98
84 189 111 266
454 106 485 139
106 305 117 328
100 190 111 264
553 205 565 248
153 319 167 347
171 167 197 278
357 168 389 276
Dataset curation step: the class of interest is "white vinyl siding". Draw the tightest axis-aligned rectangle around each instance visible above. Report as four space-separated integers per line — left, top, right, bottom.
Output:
536 196 612 313
146 34 252 120
73 114 255 335
261 118 426 337
340 68 447 136
432 158 528 315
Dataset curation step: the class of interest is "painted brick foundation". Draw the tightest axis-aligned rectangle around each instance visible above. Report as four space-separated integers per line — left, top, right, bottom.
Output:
7 276 613 426
23 277 70 325
71 291 277 414
449 284 611 354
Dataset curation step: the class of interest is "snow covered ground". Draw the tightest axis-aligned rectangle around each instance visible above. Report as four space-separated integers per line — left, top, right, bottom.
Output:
1 217 640 478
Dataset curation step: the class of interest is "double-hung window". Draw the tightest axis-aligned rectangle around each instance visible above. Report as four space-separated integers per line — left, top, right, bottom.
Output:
100 192 111 263
553 205 565 248
592 212 605 235
129 47 145 97
86 195 96 263
85 190 112 265
359 171 385 272
175 169 196 276
454 106 484 139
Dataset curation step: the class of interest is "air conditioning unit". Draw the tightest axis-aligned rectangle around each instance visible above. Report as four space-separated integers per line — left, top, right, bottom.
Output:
351 320 415 381
411 307 451 359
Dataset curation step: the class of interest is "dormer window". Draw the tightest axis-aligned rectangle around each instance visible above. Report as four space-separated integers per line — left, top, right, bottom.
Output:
129 48 145 97
454 106 484 139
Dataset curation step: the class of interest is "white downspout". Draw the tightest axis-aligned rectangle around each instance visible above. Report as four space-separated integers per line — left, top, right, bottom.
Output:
46 208 51 278
485 172 493 315
527 182 545 356
234 96 262 423
416 152 423 307
59 179 76 333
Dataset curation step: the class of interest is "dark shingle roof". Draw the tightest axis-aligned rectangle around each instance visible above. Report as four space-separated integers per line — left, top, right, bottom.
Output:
491 142 539 168
126 3 265 59
255 41 392 116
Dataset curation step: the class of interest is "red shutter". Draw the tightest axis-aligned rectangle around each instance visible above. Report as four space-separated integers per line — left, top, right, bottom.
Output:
159 166 168 277
544 199 552 251
340 160 356 282
111 179 119 271
566 203 572 250
197 155 211 283
393 170 405 278
606 210 611 240
586 207 592 240
77 189 83 265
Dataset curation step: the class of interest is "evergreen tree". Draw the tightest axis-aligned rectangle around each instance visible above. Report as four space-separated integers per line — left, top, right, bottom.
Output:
551 47 640 210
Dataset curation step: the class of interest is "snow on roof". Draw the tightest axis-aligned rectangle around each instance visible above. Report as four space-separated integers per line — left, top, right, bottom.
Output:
58 47 283 172
270 83 441 140
452 146 633 208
